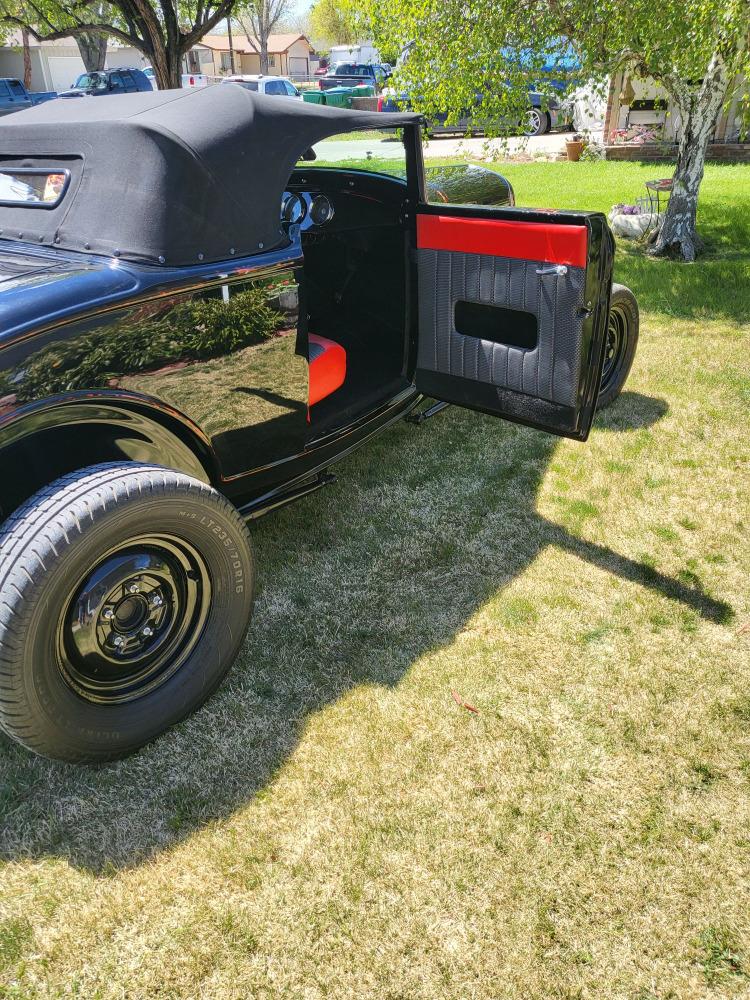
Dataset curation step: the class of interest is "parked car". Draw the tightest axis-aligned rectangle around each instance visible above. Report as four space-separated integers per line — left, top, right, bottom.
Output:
319 63 389 91
221 75 302 98
143 67 210 90
0 87 638 762
380 89 560 136
0 78 56 116
59 68 152 98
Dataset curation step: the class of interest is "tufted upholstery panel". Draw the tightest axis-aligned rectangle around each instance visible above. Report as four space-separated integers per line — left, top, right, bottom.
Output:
417 248 587 408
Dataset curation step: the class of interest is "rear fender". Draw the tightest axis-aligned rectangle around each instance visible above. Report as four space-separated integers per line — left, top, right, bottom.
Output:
0 395 218 518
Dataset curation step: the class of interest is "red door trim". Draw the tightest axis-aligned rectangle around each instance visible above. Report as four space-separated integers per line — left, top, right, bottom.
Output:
417 214 588 268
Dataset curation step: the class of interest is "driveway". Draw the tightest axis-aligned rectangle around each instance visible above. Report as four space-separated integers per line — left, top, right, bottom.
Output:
315 131 570 162
422 131 569 158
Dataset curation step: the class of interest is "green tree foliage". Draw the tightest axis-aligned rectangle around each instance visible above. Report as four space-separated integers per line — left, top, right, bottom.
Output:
0 0 239 88
368 0 750 259
309 0 361 46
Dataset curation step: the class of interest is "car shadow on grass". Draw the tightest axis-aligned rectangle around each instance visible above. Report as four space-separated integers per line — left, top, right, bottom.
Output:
0 391 733 872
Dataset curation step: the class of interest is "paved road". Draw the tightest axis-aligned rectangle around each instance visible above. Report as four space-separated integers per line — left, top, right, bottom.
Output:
315 131 571 163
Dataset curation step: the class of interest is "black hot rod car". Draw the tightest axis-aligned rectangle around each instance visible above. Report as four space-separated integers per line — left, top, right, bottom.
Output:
0 87 638 762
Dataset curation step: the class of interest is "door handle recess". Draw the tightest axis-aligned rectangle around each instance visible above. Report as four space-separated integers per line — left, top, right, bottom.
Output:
535 264 568 276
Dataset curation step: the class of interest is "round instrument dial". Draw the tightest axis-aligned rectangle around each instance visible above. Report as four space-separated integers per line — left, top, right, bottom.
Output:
310 194 334 226
281 193 306 226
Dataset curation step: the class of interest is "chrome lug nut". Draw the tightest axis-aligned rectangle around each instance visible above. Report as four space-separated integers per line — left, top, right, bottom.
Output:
102 607 114 620
128 583 140 594
142 626 154 638
150 594 163 608
113 635 125 647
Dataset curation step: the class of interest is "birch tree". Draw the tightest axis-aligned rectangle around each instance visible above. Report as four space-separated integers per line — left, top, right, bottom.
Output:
369 0 750 260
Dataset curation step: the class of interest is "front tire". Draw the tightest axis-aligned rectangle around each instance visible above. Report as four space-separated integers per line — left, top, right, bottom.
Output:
526 108 550 136
0 463 255 762
598 283 640 409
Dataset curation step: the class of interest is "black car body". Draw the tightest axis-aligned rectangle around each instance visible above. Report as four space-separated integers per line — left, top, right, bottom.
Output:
59 67 153 98
0 87 635 762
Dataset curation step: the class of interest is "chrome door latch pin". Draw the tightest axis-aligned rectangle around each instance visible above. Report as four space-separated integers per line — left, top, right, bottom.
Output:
535 264 568 276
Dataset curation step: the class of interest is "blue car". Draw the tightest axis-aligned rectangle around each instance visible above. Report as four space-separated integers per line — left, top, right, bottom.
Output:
59 67 152 98
0 78 56 117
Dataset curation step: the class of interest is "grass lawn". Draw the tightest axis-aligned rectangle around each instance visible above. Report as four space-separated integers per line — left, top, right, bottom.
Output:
1 161 749 999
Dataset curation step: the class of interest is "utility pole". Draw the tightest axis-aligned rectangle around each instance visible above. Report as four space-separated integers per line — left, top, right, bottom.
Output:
227 17 236 74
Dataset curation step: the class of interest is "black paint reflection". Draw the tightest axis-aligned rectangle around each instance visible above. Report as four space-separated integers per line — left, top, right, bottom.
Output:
0 268 308 480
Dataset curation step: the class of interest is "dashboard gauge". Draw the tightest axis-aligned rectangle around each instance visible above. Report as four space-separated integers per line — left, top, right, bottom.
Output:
281 193 306 226
309 194 334 226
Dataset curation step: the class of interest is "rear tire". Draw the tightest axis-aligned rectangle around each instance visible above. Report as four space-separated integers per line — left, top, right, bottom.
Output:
0 463 255 762
597 283 639 409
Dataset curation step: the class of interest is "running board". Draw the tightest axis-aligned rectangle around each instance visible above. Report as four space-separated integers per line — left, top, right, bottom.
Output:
405 400 451 425
240 472 336 521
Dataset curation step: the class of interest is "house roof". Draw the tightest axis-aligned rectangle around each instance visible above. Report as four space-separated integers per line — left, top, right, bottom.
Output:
1 29 132 50
199 33 313 55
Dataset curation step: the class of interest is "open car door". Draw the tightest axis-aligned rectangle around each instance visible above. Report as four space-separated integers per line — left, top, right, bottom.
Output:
414 204 614 440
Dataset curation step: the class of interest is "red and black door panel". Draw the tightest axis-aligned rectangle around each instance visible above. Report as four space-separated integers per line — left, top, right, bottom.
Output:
414 205 613 440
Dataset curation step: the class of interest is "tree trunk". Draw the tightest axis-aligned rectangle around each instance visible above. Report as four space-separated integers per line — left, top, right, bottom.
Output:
260 1 270 74
153 45 183 88
76 32 108 73
21 28 32 89
139 35 182 88
126 0 182 88
650 50 733 262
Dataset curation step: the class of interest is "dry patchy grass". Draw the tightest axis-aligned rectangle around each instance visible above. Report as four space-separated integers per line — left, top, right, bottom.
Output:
0 165 749 999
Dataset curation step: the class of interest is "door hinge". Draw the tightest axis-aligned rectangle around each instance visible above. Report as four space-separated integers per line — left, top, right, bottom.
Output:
406 400 451 424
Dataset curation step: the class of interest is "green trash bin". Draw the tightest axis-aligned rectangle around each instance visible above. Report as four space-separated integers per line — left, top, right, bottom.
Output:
351 84 375 98
303 90 326 105
323 86 354 109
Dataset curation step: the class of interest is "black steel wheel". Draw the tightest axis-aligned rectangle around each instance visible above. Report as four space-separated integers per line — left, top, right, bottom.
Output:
0 463 255 762
58 536 212 705
597 283 640 409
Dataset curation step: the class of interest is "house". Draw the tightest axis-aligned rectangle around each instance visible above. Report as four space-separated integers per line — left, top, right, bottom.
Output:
195 33 317 80
0 32 146 93
601 68 748 157
0 30 318 93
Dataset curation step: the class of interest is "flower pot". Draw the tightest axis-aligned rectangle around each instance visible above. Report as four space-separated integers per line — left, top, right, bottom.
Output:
566 140 585 162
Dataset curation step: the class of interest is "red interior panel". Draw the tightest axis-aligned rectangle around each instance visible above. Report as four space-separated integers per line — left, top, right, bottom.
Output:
308 334 347 407
417 214 588 268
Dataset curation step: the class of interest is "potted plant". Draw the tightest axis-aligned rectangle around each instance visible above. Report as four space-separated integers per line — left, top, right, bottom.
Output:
566 133 587 161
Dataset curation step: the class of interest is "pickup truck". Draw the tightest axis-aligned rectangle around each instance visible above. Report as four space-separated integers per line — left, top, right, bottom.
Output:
318 63 389 91
0 78 56 116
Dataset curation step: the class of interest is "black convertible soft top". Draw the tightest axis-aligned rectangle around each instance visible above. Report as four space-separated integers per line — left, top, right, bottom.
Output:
0 86 418 266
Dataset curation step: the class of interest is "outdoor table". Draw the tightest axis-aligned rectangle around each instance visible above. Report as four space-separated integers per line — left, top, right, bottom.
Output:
645 177 673 215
